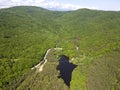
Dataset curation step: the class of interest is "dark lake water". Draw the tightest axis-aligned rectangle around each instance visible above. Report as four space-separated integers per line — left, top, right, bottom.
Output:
56 55 77 87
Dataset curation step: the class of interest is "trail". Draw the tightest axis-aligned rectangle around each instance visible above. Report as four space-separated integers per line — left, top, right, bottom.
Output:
39 49 51 72
31 48 62 72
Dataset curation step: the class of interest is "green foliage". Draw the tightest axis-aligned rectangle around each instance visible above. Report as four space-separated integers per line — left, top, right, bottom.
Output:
0 6 120 89
87 52 120 90
16 49 69 90
70 66 87 90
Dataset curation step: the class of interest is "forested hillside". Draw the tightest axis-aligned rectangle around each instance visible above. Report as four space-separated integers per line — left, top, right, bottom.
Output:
0 6 120 90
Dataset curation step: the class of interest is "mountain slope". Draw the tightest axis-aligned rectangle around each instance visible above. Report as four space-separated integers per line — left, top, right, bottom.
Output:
0 6 120 90
0 6 61 89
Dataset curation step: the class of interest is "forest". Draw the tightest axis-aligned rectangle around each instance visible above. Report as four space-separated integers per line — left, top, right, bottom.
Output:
0 6 120 90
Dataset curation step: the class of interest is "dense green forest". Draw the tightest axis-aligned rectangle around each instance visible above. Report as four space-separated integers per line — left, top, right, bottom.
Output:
0 6 120 90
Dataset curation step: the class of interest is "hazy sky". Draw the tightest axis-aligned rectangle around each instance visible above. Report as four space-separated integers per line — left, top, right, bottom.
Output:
0 0 120 11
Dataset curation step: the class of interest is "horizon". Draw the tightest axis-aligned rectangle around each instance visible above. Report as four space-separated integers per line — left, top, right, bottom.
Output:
0 0 120 11
0 5 120 12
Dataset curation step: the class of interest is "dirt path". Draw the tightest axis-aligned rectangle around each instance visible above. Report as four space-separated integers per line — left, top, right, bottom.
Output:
39 49 51 72
31 48 62 72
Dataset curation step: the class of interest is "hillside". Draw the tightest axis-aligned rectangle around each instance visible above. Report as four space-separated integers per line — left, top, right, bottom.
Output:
0 6 120 90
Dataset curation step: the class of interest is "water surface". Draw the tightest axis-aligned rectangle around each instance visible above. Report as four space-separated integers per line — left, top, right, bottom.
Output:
57 55 77 87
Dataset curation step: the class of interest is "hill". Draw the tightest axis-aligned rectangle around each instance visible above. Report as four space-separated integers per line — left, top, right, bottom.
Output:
0 6 120 90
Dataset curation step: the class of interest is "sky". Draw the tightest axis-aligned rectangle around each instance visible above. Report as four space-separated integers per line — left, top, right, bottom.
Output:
0 0 120 11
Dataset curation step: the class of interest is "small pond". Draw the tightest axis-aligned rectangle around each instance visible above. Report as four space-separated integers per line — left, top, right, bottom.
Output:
56 55 77 87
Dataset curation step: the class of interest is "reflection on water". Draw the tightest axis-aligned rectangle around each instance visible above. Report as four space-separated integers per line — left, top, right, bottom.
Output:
56 55 77 87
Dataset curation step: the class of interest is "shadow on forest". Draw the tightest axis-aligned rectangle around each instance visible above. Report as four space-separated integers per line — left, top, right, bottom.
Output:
56 55 77 87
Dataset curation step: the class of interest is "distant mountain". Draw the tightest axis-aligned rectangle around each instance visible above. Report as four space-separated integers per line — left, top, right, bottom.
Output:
0 6 120 90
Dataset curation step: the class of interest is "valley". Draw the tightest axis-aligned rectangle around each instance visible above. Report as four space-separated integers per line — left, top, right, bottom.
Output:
0 6 120 90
